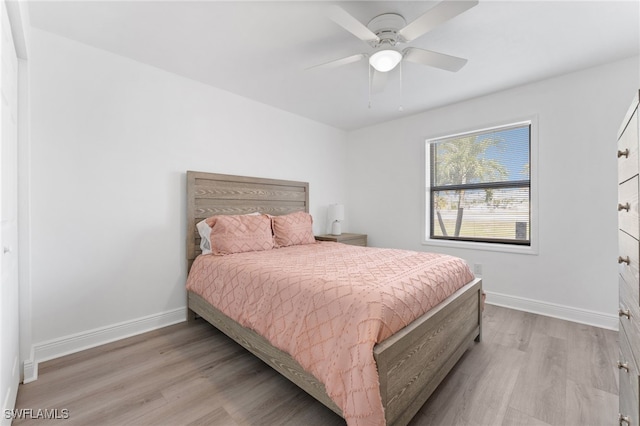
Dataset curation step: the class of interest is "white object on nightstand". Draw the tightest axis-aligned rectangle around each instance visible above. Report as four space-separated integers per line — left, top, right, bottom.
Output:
328 203 345 236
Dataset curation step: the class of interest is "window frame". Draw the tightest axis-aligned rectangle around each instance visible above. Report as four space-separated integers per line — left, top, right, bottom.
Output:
422 117 539 255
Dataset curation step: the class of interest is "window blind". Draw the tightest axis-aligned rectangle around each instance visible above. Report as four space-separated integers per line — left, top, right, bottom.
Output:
429 123 531 245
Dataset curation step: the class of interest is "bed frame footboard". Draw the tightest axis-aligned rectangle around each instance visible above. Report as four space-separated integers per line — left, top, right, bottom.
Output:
374 278 482 426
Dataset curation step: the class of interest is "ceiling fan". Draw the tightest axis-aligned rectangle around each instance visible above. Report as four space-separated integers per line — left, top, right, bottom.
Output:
312 0 478 74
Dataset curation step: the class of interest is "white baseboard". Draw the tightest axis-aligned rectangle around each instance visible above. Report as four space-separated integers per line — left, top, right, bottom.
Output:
1 356 20 426
22 359 36 384
23 308 186 383
485 291 618 331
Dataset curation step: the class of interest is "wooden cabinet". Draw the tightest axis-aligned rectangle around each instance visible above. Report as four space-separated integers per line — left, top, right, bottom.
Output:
618 90 640 426
315 233 367 247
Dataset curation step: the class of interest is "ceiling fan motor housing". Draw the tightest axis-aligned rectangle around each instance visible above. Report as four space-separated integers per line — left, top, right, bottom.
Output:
367 13 407 47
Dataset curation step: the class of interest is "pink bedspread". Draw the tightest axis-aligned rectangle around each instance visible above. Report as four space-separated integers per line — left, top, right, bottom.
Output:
186 242 474 425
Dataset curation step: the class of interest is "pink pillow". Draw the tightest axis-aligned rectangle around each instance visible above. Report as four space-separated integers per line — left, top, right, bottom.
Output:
271 211 316 247
206 214 274 255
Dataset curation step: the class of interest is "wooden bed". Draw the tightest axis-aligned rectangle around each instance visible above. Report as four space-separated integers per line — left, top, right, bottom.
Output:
186 170 483 426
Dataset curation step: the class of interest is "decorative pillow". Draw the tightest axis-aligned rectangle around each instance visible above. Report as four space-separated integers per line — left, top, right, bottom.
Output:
207 214 274 255
197 212 261 255
271 211 316 247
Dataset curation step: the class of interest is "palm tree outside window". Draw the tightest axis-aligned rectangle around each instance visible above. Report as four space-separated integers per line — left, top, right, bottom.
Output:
427 122 531 245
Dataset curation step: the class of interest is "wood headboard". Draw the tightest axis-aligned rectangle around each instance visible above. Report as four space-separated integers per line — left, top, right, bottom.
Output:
186 171 310 266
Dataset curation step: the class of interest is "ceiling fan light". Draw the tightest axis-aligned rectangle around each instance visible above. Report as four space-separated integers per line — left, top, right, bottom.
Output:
369 49 402 72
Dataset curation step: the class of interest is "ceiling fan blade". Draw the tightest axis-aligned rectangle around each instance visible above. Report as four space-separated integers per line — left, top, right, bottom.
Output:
371 70 388 93
398 0 478 42
306 53 366 70
328 5 380 43
403 47 468 72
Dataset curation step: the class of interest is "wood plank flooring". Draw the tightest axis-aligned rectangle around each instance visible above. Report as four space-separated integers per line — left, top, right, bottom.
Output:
14 305 618 426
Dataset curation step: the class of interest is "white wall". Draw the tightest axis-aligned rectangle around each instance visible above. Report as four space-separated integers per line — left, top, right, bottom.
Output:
27 28 347 368
346 56 640 329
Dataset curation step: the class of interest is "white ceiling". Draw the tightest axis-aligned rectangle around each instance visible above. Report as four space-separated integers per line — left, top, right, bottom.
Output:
28 1 640 131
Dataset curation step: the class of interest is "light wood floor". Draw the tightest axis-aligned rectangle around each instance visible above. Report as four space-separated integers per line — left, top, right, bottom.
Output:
14 305 618 426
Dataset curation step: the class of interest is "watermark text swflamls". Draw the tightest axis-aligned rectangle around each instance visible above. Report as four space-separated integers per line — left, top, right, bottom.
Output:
4 408 70 420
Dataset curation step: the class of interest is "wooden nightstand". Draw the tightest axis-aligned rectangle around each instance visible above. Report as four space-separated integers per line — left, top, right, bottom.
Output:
315 233 367 247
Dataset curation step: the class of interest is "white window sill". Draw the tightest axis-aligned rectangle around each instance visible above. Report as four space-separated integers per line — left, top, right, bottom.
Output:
422 238 538 255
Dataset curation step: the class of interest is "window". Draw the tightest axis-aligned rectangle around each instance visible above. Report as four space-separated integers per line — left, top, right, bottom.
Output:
426 121 531 246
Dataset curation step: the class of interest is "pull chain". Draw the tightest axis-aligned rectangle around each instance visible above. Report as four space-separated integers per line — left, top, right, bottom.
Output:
398 61 404 112
368 63 372 109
